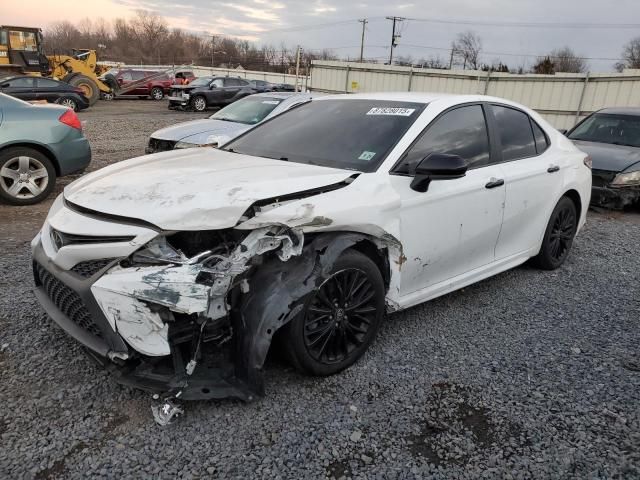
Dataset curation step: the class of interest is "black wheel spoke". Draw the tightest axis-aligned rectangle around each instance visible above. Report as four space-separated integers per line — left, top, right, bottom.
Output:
303 268 379 365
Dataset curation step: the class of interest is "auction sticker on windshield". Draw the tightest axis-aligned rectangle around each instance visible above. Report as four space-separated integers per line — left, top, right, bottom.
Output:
366 107 416 116
358 151 376 161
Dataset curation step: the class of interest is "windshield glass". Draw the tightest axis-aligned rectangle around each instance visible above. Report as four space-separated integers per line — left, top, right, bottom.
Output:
223 99 426 172
189 77 213 87
210 96 285 125
569 113 640 148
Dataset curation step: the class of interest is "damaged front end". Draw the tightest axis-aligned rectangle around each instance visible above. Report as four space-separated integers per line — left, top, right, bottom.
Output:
86 226 305 404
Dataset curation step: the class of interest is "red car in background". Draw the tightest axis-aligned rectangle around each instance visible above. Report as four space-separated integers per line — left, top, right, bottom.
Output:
100 69 196 100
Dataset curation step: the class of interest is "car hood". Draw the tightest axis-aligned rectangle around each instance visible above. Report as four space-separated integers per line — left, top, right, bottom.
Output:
573 140 640 172
64 149 354 231
152 118 251 144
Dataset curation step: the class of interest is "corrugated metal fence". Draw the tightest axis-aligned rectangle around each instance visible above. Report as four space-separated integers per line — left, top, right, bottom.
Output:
310 61 640 130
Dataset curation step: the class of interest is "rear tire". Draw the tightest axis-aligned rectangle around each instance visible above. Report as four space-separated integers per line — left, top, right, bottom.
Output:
66 74 99 106
55 96 78 111
150 87 164 100
191 95 207 111
531 196 578 270
282 249 385 376
0 147 56 205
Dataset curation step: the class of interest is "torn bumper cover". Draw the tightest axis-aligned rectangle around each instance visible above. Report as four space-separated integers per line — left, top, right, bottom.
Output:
32 226 371 401
591 185 640 209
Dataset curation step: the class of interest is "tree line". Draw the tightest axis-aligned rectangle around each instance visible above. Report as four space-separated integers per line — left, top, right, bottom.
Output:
43 13 640 74
43 11 337 73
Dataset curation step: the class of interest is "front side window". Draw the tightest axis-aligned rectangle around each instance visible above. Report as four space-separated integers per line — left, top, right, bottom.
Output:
223 99 426 172
396 105 490 173
119 71 133 82
36 78 60 88
211 78 224 88
568 113 640 148
210 96 285 125
492 105 537 161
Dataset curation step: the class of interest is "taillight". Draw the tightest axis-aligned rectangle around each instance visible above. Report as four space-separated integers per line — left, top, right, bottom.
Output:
59 109 82 130
583 155 592 169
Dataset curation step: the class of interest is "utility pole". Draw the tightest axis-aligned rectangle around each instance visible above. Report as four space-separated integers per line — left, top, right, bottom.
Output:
358 19 368 62
294 45 301 92
385 16 405 65
211 35 215 67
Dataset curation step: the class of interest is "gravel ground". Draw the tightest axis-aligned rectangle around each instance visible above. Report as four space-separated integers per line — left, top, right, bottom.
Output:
1 101 639 479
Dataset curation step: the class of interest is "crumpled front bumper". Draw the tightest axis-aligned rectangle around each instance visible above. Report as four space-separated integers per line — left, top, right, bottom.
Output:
591 185 640 209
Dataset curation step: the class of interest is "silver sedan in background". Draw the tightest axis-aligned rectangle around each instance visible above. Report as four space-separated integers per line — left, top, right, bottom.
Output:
146 92 313 153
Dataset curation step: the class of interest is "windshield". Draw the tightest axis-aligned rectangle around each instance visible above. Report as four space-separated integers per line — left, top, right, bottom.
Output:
223 99 426 172
189 77 213 87
569 113 640 148
210 96 285 125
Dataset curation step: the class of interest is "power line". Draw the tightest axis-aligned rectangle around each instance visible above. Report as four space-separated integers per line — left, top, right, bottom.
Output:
405 16 640 29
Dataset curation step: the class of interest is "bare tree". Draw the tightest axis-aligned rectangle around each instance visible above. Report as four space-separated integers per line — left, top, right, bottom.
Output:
616 36 640 71
451 31 482 70
548 47 587 73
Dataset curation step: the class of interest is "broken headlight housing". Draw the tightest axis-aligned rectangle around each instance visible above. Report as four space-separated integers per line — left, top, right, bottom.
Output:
611 170 640 187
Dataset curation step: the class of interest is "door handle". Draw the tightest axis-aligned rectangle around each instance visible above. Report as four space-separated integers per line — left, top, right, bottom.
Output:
547 165 560 173
485 178 505 189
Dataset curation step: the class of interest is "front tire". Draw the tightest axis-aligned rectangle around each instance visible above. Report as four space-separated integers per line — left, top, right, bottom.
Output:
532 196 578 270
0 147 56 205
66 74 99 106
191 95 207 111
282 249 385 376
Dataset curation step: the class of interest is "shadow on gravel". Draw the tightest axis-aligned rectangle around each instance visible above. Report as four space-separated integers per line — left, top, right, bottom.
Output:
407 382 528 467
33 413 130 479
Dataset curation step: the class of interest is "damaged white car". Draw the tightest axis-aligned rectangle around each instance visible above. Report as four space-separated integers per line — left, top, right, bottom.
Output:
32 93 591 410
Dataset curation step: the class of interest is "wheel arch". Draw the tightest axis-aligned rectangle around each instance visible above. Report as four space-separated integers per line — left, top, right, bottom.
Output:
562 188 582 221
0 142 60 175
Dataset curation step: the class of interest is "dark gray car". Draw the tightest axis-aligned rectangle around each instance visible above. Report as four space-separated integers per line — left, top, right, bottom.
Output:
0 93 91 205
567 108 640 208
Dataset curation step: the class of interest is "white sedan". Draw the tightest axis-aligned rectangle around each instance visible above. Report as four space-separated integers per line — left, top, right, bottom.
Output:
32 92 591 407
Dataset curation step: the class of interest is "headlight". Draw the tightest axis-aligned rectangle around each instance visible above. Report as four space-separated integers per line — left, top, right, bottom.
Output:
174 141 200 149
611 170 640 187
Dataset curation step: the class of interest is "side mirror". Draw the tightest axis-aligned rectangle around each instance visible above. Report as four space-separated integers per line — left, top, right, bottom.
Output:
559 129 568 135
410 153 468 192
210 83 217 89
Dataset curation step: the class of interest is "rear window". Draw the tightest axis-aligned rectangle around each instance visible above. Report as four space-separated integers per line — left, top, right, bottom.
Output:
223 99 426 172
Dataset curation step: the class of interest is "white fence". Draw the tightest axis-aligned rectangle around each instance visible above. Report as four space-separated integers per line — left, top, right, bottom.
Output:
122 64 305 86
310 61 640 130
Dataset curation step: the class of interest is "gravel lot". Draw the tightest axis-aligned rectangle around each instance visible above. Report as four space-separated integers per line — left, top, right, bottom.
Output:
1 100 639 479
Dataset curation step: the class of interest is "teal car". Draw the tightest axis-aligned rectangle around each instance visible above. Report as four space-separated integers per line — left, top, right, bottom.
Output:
0 93 91 205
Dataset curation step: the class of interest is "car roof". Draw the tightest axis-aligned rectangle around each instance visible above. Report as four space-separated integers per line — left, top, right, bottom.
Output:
252 92 298 99
596 107 640 116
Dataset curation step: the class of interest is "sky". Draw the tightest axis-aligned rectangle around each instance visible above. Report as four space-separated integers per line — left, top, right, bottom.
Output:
2 0 640 71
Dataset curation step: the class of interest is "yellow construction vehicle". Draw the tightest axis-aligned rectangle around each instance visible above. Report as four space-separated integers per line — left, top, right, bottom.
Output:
0 25 110 105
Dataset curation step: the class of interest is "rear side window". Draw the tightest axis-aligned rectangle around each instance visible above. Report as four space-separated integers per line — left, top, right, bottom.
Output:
531 121 549 154
225 78 240 87
396 105 491 173
492 105 537 161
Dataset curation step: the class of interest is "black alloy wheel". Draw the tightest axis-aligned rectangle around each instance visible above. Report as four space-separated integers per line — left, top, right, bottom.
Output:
303 268 377 365
282 249 385 376
532 196 578 270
